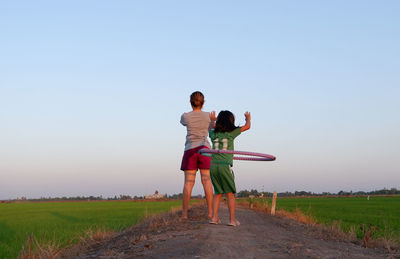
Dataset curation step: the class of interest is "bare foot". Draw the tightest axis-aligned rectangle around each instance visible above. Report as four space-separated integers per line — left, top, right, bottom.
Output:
227 220 240 227
209 218 221 224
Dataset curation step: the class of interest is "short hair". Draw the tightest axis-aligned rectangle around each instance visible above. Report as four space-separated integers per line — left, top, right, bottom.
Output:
190 91 204 108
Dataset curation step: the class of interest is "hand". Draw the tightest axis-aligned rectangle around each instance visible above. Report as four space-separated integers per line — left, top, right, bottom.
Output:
210 111 217 121
244 111 251 122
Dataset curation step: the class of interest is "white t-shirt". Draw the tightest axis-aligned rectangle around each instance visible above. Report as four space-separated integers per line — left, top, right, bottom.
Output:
181 111 212 151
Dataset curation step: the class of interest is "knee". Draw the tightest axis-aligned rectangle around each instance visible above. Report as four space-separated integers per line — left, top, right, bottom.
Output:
226 192 235 198
200 175 211 185
184 180 195 189
201 178 211 185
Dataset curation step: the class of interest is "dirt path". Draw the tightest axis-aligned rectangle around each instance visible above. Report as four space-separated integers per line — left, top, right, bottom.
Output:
65 205 398 259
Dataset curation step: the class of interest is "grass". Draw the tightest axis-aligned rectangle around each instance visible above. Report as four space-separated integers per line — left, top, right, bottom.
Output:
3 196 399 257
242 196 400 243
0 200 182 259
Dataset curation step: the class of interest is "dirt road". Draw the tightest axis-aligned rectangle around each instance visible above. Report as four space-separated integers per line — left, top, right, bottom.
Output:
65 204 398 258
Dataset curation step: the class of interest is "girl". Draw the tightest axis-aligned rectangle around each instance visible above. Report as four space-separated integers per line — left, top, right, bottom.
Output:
208 110 251 226
180 91 215 219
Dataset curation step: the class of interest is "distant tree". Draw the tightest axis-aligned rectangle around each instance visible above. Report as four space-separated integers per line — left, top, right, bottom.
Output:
237 190 251 198
119 195 132 200
168 193 183 199
249 189 260 197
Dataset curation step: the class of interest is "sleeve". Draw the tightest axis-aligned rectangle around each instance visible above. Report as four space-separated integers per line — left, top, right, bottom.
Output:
180 113 187 126
231 127 242 139
205 112 210 121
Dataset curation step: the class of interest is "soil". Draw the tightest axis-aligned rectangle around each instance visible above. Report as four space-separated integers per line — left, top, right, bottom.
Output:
62 204 399 259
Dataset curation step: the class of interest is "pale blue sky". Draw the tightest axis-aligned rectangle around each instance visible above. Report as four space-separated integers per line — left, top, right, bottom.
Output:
1 1 399 199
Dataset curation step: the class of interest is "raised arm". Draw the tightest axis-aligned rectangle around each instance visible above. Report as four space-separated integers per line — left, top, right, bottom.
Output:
208 111 217 131
241 111 251 132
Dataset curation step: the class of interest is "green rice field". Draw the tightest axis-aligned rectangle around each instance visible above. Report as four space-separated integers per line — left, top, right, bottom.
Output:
247 195 400 241
0 200 181 259
2 196 399 258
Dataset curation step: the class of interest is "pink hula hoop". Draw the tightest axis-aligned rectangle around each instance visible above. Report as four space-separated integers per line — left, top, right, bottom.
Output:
199 148 276 161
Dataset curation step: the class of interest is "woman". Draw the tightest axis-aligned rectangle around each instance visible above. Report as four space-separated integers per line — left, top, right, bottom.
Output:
180 91 215 219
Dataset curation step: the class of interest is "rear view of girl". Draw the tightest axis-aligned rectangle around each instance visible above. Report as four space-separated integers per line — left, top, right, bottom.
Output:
180 91 215 219
209 110 251 226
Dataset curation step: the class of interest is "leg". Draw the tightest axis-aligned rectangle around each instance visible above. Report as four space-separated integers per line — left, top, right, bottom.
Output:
200 169 213 219
226 192 238 225
211 193 222 223
182 170 196 219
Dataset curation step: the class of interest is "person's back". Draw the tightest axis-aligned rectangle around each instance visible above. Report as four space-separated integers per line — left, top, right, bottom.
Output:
209 127 242 165
181 110 211 151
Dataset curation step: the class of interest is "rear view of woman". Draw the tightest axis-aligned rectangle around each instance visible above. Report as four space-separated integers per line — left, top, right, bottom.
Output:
180 91 215 219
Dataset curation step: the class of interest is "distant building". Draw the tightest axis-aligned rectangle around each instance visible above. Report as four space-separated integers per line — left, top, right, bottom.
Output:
145 190 166 199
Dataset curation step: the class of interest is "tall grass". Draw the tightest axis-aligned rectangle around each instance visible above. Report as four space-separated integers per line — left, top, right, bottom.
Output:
0 200 181 258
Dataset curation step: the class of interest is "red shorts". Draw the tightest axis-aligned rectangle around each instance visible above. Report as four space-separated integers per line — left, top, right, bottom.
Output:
180 146 211 171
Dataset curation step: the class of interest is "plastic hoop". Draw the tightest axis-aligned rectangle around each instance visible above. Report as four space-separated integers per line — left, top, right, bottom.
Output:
198 148 276 161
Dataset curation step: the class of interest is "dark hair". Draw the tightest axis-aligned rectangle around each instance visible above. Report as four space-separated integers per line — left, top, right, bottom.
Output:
214 110 238 133
190 91 204 108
